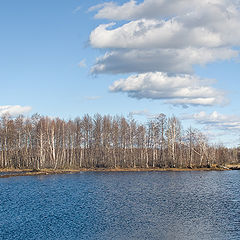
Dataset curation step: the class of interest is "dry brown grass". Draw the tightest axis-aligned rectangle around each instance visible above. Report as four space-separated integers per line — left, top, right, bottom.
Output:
0 166 230 178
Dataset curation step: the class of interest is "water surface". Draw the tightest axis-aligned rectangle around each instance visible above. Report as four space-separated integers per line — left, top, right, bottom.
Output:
0 171 239 240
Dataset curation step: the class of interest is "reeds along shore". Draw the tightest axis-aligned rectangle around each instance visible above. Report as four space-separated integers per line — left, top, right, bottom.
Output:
0 113 239 170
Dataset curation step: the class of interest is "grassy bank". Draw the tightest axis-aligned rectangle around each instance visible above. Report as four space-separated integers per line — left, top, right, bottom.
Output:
1 165 239 178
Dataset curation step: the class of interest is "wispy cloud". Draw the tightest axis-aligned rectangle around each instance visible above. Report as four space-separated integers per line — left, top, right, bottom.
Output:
78 59 87 68
129 109 152 117
73 6 81 14
85 96 101 101
129 109 166 119
0 105 32 117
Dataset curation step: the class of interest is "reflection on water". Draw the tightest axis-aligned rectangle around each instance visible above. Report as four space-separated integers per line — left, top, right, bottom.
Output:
0 171 239 240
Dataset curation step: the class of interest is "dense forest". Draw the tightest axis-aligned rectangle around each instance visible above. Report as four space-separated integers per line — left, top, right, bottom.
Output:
0 113 239 170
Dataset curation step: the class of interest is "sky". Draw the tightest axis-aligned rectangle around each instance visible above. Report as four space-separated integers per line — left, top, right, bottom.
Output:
0 0 240 147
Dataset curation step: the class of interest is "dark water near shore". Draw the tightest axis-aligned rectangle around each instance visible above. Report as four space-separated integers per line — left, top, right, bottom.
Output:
0 171 31 176
0 171 239 240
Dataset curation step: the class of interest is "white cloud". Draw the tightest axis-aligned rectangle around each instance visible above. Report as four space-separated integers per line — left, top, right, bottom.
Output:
90 0 240 21
90 0 240 48
90 2 240 50
89 0 240 106
109 72 226 107
90 19 224 49
129 109 163 119
91 48 237 74
186 111 240 130
130 109 151 117
0 105 32 117
89 0 193 20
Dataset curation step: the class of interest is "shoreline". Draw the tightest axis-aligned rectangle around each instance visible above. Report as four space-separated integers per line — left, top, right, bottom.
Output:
1 165 239 178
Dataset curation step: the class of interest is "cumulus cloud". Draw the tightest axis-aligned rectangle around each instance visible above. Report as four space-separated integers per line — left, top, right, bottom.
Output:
88 0 240 106
90 0 240 21
91 48 237 74
89 0 201 20
110 72 226 107
90 19 224 49
0 105 32 117
186 111 240 130
90 0 240 48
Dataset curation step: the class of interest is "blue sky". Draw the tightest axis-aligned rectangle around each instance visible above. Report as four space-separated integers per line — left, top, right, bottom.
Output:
1 0 240 146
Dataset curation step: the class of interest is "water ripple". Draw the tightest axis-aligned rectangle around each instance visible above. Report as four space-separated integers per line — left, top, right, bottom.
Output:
0 171 239 240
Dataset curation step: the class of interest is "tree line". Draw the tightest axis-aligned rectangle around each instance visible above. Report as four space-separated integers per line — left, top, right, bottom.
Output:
0 113 238 169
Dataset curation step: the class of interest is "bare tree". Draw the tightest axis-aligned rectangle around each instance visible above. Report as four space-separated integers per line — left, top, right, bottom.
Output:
0 113 237 170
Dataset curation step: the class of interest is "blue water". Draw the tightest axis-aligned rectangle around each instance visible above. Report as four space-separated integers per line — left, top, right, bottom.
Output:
0 171 239 240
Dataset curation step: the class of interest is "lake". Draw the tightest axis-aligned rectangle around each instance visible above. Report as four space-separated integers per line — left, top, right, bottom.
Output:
0 171 239 240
